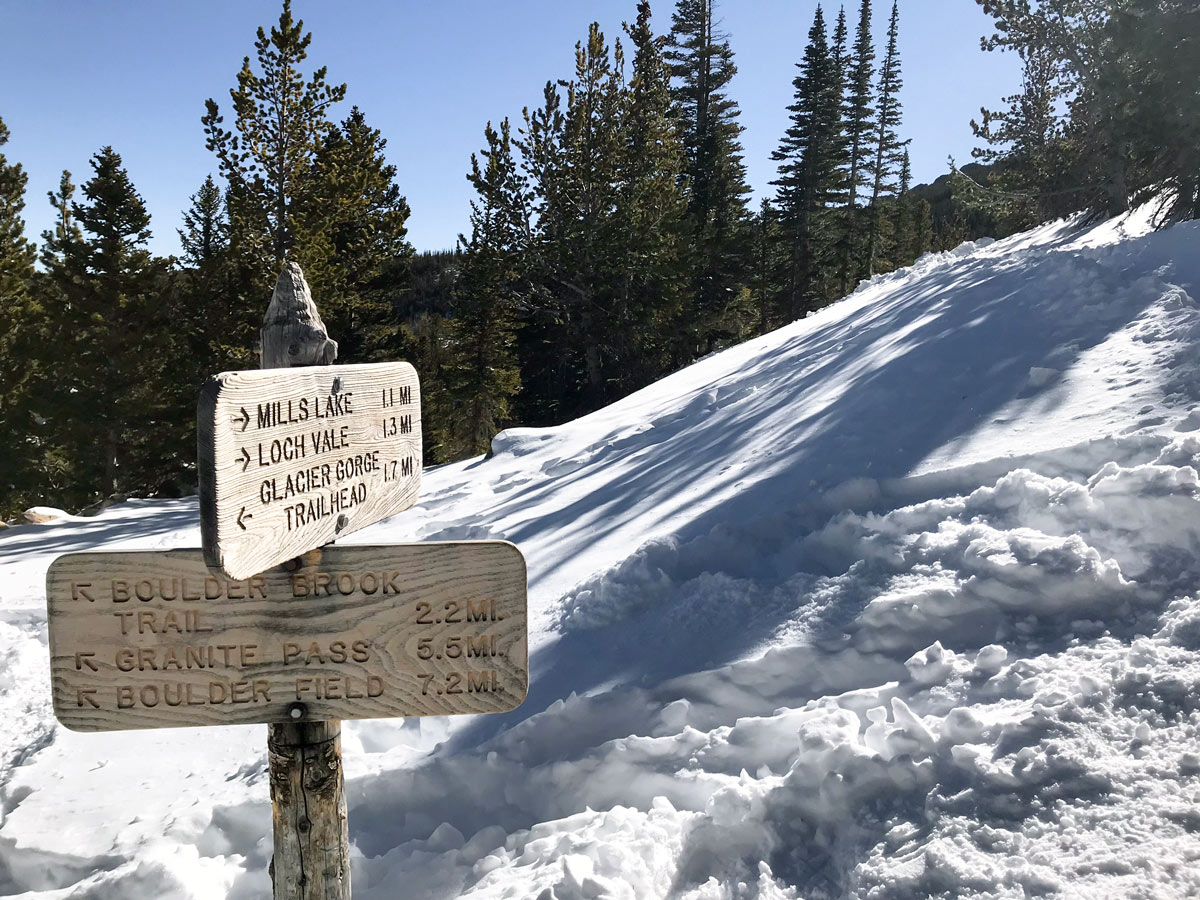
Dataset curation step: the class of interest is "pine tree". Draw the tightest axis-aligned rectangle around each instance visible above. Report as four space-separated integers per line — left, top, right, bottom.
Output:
0 116 42 516
178 174 228 269
614 0 689 385
1122 0 1200 222
521 23 627 415
202 0 346 276
891 148 913 266
41 171 81 269
970 0 1200 221
913 196 933 258
827 6 851 215
441 120 525 459
971 43 1067 227
835 0 875 293
772 4 844 318
176 175 234 391
665 0 753 354
512 80 569 425
865 0 904 276
40 148 177 504
750 197 781 332
297 106 413 362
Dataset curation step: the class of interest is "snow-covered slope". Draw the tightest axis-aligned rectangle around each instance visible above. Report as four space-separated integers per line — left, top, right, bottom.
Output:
4 208 1200 898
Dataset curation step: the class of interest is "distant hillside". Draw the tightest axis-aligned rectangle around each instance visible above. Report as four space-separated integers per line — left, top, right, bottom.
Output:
909 160 1000 243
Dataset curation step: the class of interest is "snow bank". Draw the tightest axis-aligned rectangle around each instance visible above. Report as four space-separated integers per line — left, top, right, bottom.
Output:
3 208 1200 898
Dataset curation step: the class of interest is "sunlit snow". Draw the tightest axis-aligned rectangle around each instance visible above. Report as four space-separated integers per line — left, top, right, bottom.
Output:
3 207 1200 898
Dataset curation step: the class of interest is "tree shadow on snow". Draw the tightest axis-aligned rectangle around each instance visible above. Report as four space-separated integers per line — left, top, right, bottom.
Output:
442 224 1200 751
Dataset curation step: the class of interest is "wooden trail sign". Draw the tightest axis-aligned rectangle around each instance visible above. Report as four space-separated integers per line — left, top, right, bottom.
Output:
46 542 528 732
198 361 422 580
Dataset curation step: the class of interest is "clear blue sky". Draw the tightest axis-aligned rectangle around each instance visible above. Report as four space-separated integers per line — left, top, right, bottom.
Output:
2 0 1019 257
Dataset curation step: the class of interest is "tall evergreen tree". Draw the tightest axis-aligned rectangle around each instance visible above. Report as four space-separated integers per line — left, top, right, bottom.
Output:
0 116 42 516
836 0 876 293
772 4 844 318
176 175 234 391
750 197 781 332
202 0 346 269
522 23 626 414
296 106 414 362
828 6 851 213
665 0 753 354
513 80 569 424
41 171 81 270
441 119 525 459
913 196 933 259
891 148 914 266
977 0 1200 224
40 148 177 504
971 43 1069 227
865 0 904 276
613 0 689 384
178 174 228 269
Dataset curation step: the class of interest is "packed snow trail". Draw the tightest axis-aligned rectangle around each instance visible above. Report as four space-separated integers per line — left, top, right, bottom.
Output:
2 207 1200 898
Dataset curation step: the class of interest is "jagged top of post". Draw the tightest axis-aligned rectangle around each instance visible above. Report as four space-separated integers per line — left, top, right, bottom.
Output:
260 260 338 369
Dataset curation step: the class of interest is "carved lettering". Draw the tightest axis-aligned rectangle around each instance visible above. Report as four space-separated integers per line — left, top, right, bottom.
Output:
48 543 527 730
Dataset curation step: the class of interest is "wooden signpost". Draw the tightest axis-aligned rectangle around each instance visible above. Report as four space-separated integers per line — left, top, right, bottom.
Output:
46 543 528 731
198 362 422 580
44 262 529 900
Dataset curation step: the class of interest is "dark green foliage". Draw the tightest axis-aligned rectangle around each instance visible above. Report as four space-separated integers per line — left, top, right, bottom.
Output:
971 43 1074 228
38 148 180 506
0 116 44 517
506 8 689 428
175 175 237 390
835 0 876 293
202 0 346 272
518 23 626 417
179 174 229 269
665 0 753 353
749 197 783 331
296 106 414 362
865 0 904 276
907 161 1000 243
975 0 1200 226
440 120 525 459
891 149 912 262
614 1 690 380
771 4 845 319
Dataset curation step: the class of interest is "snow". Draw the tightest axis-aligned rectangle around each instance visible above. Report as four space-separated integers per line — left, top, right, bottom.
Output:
4 207 1200 897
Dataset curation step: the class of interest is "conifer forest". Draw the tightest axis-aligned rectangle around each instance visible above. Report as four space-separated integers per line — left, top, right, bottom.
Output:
1 0 1197 518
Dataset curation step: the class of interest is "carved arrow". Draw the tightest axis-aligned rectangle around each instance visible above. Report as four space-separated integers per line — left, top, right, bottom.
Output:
240 447 251 471
75 651 98 672
232 407 250 431
77 688 100 709
238 507 253 530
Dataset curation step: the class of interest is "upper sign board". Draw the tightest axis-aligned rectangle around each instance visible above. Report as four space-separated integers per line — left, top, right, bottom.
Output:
198 362 421 580
46 543 528 732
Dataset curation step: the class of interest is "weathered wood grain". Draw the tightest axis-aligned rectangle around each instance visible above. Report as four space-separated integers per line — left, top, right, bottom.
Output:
261 261 338 368
197 362 422 580
258 262 348 900
268 720 349 900
46 543 528 732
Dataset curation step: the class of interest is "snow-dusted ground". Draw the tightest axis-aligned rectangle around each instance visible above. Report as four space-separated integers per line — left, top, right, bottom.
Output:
3 207 1200 898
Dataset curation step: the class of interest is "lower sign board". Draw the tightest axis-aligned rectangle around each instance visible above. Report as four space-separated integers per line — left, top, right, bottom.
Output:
46 543 527 732
198 361 422 581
